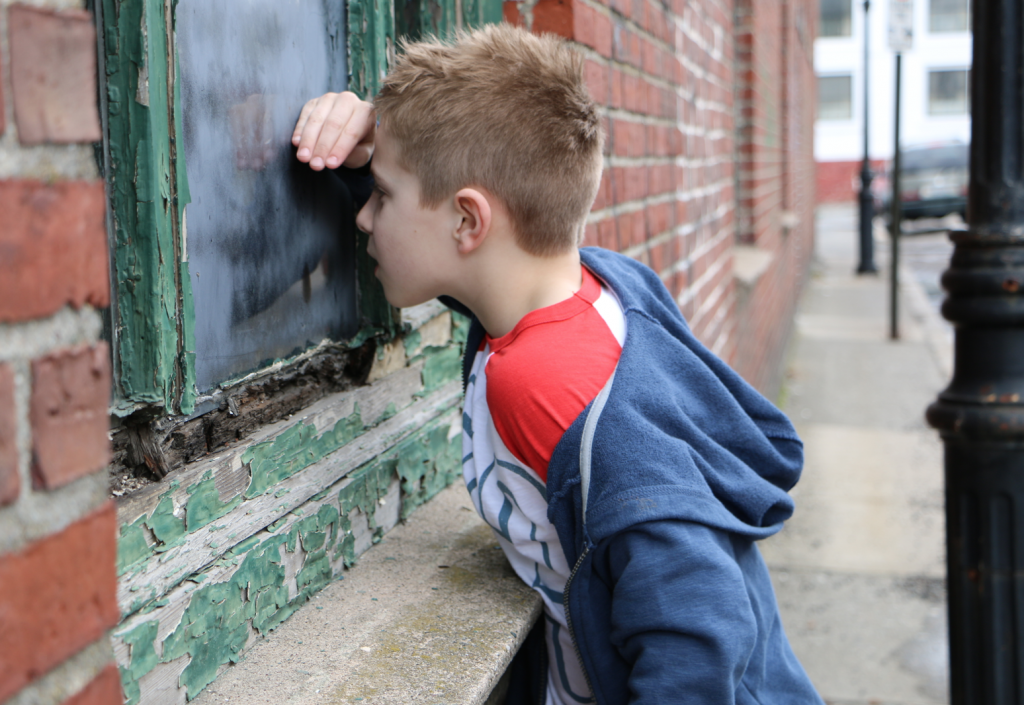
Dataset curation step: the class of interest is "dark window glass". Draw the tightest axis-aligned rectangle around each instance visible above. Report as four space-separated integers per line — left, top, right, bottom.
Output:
820 0 852 37
928 69 970 115
818 75 853 120
929 0 970 32
177 0 359 392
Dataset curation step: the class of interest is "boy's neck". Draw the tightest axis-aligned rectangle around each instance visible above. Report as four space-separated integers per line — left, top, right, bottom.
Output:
456 236 583 339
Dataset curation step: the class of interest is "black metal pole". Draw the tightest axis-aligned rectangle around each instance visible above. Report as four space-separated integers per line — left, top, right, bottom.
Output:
925 0 1024 702
889 53 902 340
857 0 877 274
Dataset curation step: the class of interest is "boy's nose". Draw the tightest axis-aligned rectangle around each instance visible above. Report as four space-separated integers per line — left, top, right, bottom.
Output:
355 195 375 234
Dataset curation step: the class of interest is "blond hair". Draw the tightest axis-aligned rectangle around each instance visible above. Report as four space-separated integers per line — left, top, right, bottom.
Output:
373 24 604 256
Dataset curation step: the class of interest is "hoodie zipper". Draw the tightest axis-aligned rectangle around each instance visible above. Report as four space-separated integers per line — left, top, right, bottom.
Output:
563 546 597 704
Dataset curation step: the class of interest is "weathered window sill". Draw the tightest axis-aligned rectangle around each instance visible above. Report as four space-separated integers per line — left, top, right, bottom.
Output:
190 482 542 705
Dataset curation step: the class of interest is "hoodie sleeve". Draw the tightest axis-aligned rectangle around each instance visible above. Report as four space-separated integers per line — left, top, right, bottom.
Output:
600 520 759 704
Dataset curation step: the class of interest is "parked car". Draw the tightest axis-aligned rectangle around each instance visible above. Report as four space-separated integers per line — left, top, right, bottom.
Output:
879 142 968 221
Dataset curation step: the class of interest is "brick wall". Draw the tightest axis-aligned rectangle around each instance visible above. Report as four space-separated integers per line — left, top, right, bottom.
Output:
506 0 740 362
508 0 817 395
0 2 123 705
732 0 817 396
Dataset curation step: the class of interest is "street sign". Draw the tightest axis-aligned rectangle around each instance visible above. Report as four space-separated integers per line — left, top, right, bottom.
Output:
889 0 913 52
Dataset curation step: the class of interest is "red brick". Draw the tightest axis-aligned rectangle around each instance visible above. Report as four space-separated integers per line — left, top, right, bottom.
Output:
0 45 6 136
8 5 101 145
30 344 111 491
0 179 110 323
584 59 608 105
0 364 18 506
0 502 119 703
597 216 618 250
574 2 613 58
503 0 523 26
532 0 574 38
61 664 123 705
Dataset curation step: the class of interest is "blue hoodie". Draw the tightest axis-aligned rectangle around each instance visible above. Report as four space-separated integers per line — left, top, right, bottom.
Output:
458 247 823 705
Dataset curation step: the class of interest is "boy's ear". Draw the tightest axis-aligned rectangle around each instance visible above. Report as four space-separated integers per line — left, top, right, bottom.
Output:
452 188 492 255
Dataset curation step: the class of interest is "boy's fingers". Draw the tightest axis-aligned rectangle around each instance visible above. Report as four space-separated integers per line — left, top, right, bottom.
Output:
292 96 323 150
308 95 357 169
295 93 343 166
330 102 376 168
293 92 375 170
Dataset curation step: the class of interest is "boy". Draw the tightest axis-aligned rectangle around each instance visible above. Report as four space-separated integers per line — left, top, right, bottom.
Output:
293 24 823 705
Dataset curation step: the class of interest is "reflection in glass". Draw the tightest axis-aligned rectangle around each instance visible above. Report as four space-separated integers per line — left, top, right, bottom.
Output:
177 0 358 392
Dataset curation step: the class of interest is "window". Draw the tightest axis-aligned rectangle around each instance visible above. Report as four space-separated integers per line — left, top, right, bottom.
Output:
928 69 970 115
820 0 852 37
929 0 970 32
176 0 359 392
100 0 395 416
818 75 853 120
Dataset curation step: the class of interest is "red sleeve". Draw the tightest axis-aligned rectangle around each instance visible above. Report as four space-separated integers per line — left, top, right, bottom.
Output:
485 298 620 483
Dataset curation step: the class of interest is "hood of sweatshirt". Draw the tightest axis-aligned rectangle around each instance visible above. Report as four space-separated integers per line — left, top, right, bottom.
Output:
545 247 804 559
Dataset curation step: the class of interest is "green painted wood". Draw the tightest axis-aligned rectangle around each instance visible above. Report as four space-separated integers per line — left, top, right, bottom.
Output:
103 0 189 416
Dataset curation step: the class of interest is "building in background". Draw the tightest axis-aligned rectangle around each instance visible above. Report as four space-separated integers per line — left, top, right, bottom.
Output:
815 0 972 202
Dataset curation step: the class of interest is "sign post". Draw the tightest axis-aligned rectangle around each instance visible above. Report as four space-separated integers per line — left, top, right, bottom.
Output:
888 0 912 340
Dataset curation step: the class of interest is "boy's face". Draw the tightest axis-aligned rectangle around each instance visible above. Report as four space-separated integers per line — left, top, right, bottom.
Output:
356 128 456 308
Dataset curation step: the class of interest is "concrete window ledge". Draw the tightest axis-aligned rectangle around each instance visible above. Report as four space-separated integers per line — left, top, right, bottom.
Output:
191 483 542 705
733 244 776 291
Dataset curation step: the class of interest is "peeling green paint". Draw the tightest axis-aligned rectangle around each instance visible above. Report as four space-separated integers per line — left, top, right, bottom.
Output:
148 491 186 547
185 471 242 531
118 516 153 576
402 329 422 357
421 346 462 392
120 665 141 705
242 406 363 498
396 422 462 518
121 620 160 682
103 0 193 414
116 413 463 702
375 401 398 424
451 311 471 345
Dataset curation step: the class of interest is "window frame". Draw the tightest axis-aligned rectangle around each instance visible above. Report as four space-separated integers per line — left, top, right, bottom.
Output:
99 0 400 418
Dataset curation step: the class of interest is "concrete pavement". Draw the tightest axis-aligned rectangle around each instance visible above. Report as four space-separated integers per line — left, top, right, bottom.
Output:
761 204 954 704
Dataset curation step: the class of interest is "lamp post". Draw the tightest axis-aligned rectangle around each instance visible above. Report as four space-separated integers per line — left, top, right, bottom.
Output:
925 0 1024 701
857 0 877 274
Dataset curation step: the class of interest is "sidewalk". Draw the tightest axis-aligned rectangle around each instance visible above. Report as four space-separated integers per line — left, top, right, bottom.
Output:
760 204 952 704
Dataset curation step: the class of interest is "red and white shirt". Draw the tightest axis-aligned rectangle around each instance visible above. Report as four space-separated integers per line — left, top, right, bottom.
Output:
462 266 625 705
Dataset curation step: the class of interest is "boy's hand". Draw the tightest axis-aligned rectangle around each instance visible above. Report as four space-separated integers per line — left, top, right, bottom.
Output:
292 92 375 171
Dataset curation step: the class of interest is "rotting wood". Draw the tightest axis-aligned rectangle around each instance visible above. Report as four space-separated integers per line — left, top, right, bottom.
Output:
110 341 375 491
115 359 423 528
116 377 459 616
126 423 172 479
